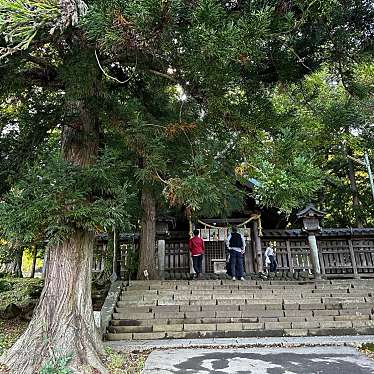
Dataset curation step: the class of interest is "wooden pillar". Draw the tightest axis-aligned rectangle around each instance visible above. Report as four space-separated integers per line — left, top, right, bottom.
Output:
253 220 263 273
318 241 326 277
348 239 360 279
285 240 293 273
244 241 254 273
158 239 165 279
111 227 120 281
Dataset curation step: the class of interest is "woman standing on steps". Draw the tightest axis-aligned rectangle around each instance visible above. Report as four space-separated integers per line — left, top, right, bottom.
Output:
189 229 205 278
265 242 277 273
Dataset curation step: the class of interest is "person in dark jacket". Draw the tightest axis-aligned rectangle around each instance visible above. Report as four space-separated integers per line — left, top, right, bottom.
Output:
188 229 205 278
226 225 245 280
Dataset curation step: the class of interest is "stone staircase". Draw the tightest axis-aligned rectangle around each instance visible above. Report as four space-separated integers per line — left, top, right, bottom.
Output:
105 279 374 341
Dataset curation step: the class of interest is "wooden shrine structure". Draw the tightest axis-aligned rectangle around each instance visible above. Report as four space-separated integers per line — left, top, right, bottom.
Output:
94 220 374 279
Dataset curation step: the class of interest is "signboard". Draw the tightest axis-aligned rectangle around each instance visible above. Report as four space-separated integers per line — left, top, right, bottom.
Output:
200 227 250 241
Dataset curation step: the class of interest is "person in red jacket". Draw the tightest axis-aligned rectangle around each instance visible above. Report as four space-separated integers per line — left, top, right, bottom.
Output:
188 229 205 278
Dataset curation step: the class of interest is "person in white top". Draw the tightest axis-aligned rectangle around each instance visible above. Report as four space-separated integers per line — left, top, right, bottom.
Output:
265 243 277 272
226 225 246 281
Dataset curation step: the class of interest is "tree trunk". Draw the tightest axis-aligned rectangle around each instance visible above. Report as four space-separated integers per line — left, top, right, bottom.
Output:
58 0 88 28
41 247 49 279
347 148 363 227
0 50 107 373
0 247 23 277
137 187 158 280
30 246 37 278
1 232 106 373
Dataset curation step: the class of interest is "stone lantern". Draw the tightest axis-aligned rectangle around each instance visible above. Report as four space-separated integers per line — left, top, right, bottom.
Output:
297 204 325 280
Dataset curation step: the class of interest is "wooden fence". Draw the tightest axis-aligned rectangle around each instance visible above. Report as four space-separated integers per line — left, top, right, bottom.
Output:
93 229 374 278
262 229 374 278
319 238 374 277
164 240 190 273
262 238 311 273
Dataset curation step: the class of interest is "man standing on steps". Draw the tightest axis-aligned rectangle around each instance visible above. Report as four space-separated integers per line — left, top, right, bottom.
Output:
189 229 205 278
226 225 246 281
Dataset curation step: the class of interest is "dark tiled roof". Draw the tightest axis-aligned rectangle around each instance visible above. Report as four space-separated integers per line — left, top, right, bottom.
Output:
296 204 325 218
262 228 374 237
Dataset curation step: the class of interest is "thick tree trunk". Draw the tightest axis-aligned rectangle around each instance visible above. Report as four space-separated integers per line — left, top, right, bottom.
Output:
137 187 158 280
0 50 107 373
1 232 106 373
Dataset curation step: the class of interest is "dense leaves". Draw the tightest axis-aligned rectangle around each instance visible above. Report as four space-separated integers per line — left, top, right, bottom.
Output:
0 0 373 240
0 148 135 245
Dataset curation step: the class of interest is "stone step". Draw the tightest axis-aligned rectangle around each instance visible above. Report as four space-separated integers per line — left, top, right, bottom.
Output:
107 280 374 341
111 317 261 326
106 320 374 340
116 299 374 311
115 301 374 313
111 310 374 324
119 290 364 298
120 289 371 297
123 279 374 287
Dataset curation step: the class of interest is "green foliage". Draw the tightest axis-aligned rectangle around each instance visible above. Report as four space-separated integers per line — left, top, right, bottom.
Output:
0 277 43 310
361 343 374 353
0 0 373 240
0 0 59 59
164 174 243 217
268 65 374 224
40 352 73 374
252 156 324 214
0 88 64 197
0 148 135 245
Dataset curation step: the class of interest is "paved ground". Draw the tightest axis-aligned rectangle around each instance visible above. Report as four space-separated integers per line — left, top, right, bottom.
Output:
143 346 374 374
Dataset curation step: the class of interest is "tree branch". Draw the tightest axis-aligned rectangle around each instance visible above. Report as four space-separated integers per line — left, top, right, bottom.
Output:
148 69 178 83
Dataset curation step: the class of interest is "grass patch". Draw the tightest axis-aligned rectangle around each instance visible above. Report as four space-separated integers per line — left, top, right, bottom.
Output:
104 347 150 374
360 342 374 360
361 343 374 352
0 318 28 356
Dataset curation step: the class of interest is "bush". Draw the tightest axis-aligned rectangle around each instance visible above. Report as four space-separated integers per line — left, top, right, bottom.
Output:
0 278 44 312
